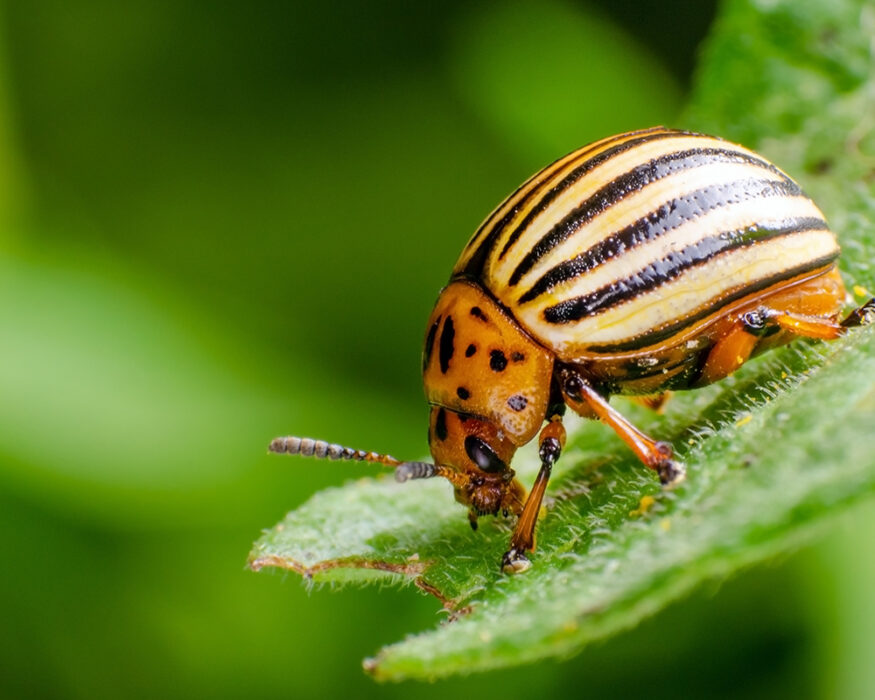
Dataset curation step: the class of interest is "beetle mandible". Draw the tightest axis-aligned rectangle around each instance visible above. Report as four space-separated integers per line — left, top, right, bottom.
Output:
270 127 875 573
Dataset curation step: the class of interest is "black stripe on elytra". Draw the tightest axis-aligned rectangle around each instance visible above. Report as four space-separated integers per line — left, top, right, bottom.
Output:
422 315 441 371
460 128 671 259
496 131 700 265
519 177 804 304
509 147 787 288
438 316 455 374
543 216 827 323
583 255 839 354
459 130 687 278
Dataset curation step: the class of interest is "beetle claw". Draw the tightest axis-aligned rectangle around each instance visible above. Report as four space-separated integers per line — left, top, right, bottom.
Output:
657 459 686 487
501 547 532 575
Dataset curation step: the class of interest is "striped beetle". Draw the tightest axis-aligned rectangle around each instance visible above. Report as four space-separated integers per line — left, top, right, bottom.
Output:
271 127 875 573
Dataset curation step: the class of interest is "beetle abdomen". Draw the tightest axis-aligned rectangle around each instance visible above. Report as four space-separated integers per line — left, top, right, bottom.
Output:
454 128 840 360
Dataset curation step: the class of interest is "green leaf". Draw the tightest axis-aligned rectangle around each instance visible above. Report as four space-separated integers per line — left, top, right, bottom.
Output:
249 0 875 681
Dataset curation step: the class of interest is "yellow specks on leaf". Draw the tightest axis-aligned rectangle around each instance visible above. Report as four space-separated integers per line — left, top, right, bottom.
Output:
781 371 788 379
736 414 752 427
660 518 671 532
853 284 871 298
629 495 656 517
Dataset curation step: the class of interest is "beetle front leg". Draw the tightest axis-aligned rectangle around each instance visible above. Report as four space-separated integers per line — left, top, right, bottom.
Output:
560 369 685 486
501 415 566 574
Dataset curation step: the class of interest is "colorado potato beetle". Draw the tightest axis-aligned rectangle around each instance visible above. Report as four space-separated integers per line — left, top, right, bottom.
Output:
271 127 875 573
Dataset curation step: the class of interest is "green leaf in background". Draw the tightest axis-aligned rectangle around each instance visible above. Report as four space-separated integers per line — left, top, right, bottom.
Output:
250 0 875 681
449 0 682 165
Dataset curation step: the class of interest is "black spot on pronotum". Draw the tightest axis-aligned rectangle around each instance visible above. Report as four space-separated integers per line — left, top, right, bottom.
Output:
439 316 455 374
435 408 448 441
511 351 525 362
465 343 477 357
470 306 488 322
423 315 441 371
464 436 507 473
507 394 528 412
489 350 508 372
457 387 470 400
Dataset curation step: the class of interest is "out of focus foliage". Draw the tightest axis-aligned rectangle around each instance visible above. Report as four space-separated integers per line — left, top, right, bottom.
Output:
3 0 875 698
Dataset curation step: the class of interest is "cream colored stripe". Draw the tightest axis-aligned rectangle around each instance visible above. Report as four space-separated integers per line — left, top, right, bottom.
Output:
521 229 839 353
496 156 787 290
465 129 690 275
488 134 743 283
521 193 826 307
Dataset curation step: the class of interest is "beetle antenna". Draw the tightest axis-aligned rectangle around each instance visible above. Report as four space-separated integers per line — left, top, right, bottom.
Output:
269 435 461 485
394 461 436 481
269 435 403 468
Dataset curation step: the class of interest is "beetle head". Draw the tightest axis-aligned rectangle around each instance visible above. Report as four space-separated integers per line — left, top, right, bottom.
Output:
423 406 526 521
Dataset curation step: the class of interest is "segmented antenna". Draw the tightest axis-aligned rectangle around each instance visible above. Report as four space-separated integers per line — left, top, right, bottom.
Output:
268 435 455 486
269 435 402 468
394 461 436 482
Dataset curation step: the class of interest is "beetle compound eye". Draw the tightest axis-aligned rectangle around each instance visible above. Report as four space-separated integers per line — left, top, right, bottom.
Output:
464 436 507 473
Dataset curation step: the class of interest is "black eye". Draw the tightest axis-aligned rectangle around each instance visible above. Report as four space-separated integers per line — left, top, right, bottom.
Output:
464 436 507 473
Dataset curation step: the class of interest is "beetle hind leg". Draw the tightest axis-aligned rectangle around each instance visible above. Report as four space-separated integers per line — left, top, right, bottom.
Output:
841 297 875 329
697 297 875 387
559 369 685 487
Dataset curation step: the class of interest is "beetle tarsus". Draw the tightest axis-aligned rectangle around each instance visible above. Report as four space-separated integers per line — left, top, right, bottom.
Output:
501 547 532 575
841 298 875 328
657 458 686 487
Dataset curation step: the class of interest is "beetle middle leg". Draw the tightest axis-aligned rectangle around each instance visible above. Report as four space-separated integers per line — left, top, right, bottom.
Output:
559 368 685 487
501 414 566 574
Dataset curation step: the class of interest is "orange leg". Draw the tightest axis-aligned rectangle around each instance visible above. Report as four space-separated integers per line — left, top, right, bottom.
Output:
697 321 760 386
502 415 566 574
699 299 875 387
559 368 685 486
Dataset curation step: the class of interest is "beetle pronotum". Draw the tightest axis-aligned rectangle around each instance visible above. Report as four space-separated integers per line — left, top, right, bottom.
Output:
271 127 875 573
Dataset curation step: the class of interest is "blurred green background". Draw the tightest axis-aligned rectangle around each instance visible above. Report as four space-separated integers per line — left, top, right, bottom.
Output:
2 1 874 697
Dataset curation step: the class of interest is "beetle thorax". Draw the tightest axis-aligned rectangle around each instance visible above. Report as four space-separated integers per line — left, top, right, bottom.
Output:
422 280 554 446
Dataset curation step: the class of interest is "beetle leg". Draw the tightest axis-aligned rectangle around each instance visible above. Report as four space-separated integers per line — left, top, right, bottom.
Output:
501 415 566 574
841 297 875 328
696 320 761 386
560 369 685 487
698 299 875 387
741 306 844 340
